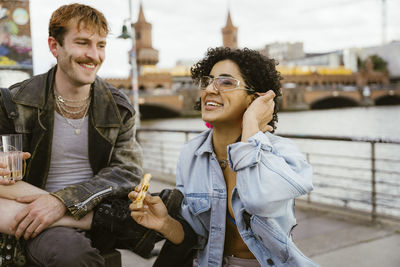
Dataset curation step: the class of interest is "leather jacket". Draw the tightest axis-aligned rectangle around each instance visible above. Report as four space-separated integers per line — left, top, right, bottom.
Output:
0 66 143 219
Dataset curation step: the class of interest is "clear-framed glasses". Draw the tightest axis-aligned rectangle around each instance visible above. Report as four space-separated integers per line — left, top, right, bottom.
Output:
198 76 255 93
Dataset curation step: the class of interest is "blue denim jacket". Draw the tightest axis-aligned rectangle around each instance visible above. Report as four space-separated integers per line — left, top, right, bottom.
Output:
176 129 319 267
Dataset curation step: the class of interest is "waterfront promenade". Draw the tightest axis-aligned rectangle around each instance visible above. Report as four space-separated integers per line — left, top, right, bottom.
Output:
119 177 400 267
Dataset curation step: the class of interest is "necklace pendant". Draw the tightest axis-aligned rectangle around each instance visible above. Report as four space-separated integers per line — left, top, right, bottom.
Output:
75 128 81 135
218 159 228 170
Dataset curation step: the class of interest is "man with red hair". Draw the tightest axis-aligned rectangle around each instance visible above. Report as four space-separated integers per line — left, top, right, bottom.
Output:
0 4 142 266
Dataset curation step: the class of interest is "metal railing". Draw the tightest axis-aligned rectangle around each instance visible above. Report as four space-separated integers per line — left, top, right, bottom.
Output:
137 128 400 222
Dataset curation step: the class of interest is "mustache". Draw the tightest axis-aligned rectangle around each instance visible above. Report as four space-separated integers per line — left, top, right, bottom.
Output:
76 58 102 65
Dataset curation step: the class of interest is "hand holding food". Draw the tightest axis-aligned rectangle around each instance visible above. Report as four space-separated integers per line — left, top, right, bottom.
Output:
131 173 152 208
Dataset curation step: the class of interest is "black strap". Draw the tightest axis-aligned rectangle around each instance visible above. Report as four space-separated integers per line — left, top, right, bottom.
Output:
0 87 18 120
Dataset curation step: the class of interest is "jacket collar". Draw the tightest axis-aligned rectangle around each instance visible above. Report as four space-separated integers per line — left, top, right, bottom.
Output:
13 65 121 127
195 129 214 156
13 65 56 109
91 77 122 127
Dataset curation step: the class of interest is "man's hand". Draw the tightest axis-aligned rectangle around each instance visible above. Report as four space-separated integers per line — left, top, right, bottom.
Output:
242 90 276 142
0 162 11 183
0 152 31 185
11 194 67 239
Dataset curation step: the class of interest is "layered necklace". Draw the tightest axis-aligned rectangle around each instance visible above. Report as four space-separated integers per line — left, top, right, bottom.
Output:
54 88 91 135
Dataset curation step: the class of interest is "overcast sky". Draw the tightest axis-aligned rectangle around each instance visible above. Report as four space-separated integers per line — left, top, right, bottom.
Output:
29 0 400 78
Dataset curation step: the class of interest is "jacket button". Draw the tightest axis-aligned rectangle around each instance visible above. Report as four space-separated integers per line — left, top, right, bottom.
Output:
267 258 274 265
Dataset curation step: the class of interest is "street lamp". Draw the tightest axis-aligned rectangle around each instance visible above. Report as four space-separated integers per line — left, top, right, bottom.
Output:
118 1 140 128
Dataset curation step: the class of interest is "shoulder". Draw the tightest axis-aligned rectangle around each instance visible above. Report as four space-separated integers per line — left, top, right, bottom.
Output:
269 132 298 148
95 77 135 116
266 132 294 145
109 86 134 115
263 132 303 157
8 74 42 96
180 130 211 155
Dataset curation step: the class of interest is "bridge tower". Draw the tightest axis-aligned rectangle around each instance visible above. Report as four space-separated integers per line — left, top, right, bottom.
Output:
133 2 159 72
221 9 238 49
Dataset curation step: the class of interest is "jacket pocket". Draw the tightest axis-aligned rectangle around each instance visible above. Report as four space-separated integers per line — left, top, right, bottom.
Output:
185 193 211 216
251 215 289 263
184 193 212 234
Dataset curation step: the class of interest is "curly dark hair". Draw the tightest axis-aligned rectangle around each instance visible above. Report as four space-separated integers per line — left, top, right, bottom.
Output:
191 47 282 131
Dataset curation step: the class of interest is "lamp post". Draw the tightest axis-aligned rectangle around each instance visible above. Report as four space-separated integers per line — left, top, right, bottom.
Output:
118 0 140 128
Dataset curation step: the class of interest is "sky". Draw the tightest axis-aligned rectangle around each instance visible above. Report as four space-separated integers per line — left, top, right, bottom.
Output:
29 0 400 78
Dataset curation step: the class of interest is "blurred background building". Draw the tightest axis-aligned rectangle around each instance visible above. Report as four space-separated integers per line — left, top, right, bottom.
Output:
1 1 399 117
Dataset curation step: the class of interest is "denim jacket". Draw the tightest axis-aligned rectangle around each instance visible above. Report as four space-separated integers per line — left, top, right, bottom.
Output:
0 66 143 219
176 129 319 267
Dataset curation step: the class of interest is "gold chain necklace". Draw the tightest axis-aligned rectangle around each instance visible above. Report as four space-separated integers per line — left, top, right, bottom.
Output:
55 97 91 135
54 90 90 103
56 99 89 115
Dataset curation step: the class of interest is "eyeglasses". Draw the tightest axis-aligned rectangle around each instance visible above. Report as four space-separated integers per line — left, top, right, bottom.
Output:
198 76 255 93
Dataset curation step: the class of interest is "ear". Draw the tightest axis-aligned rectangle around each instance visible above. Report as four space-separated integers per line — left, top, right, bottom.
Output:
48 36 59 58
246 94 255 107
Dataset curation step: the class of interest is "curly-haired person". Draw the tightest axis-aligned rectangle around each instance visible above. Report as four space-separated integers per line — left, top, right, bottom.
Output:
130 47 318 267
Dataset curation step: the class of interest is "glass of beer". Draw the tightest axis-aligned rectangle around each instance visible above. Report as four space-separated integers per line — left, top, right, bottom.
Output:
0 134 24 181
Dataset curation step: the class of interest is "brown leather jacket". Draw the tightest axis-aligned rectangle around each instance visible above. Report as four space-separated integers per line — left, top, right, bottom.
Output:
0 66 143 219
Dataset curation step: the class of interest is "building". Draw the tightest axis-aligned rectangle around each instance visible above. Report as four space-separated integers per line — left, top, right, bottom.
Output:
221 10 238 49
283 42 400 82
260 42 305 62
133 3 159 70
108 3 167 91
106 3 396 115
285 49 359 73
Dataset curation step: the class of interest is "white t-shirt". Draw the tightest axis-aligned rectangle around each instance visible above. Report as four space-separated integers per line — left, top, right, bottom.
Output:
45 111 93 193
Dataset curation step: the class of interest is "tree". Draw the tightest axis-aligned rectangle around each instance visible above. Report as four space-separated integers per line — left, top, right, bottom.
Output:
358 54 388 72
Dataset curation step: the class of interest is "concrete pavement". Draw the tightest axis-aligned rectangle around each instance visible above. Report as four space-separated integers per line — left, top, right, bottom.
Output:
293 207 400 266
119 178 400 267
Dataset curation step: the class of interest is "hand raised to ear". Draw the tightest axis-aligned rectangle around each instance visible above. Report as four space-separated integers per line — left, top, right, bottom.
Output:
242 90 275 142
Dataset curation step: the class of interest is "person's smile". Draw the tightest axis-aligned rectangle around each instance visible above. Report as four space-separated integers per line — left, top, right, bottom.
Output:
204 98 224 111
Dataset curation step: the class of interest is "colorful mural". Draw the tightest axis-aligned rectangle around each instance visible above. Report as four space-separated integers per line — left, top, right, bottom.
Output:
0 1 32 70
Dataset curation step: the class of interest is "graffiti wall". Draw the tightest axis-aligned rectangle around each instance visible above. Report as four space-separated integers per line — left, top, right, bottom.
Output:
0 0 32 70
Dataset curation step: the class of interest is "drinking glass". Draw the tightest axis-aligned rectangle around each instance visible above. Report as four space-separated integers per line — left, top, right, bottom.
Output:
0 134 24 181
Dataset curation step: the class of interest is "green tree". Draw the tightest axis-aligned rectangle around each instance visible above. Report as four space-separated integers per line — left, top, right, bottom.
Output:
359 54 388 72
369 54 387 72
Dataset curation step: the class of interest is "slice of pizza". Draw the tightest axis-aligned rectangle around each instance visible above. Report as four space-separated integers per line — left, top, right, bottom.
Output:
132 173 152 208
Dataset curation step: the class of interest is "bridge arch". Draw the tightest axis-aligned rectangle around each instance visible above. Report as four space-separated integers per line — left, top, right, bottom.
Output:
374 95 400 106
310 96 359 110
139 103 181 119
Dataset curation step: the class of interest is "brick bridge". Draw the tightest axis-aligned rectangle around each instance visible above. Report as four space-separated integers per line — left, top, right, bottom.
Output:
133 87 400 118
282 87 400 110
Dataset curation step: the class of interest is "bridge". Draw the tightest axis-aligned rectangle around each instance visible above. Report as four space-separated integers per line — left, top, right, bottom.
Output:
283 86 400 110
123 86 400 119
138 94 183 119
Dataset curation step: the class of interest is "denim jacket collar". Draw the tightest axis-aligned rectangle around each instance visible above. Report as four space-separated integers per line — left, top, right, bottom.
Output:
12 65 122 128
194 129 214 156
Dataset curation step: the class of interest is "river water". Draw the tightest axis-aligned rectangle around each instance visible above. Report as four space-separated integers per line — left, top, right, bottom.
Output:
141 106 400 140
140 106 400 219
